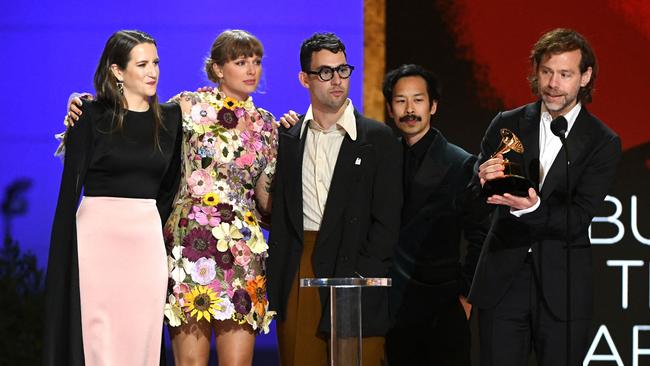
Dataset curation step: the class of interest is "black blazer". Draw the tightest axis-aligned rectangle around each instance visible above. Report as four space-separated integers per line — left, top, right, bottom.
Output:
468 101 621 320
267 111 402 336
389 128 490 325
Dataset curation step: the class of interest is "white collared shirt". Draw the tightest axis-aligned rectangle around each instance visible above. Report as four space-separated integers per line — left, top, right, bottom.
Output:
301 99 357 230
538 103 581 189
511 102 581 217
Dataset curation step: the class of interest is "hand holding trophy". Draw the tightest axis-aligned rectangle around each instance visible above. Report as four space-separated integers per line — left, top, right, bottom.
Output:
481 129 534 197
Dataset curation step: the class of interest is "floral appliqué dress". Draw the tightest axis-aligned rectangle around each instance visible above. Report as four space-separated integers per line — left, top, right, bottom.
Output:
163 90 277 333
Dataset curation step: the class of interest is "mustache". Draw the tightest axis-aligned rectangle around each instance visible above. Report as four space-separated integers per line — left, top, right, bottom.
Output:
399 114 422 122
542 88 565 96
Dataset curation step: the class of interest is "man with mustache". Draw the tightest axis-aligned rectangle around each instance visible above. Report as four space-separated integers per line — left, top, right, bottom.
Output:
382 64 490 365
267 32 402 365
470 28 621 365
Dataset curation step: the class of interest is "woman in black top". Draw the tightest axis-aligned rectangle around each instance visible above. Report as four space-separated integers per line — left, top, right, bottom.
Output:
43 30 182 366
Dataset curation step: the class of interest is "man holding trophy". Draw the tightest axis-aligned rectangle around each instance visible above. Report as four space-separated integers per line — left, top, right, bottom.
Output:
469 28 622 366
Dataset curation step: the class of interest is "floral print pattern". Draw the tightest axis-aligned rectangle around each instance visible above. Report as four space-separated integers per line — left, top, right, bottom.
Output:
164 90 277 333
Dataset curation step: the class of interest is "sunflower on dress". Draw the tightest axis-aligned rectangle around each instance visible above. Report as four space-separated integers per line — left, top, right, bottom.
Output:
163 89 277 332
183 285 223 322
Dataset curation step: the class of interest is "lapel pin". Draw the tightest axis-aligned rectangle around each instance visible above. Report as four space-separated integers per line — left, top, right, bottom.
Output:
355 157 362 165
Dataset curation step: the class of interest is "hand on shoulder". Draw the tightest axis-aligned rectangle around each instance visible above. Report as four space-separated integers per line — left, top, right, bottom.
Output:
65 92 94 127
170 91 200 115
278 110 299 129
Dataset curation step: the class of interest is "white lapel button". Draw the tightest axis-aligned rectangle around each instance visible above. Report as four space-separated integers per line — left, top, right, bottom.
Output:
355 157 362 165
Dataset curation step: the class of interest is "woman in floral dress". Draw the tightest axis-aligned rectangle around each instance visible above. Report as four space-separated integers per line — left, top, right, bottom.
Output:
163 30 278 365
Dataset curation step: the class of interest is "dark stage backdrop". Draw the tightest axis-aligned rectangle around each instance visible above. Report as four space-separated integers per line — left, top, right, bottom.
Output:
386 1 649 365
0 0 364 357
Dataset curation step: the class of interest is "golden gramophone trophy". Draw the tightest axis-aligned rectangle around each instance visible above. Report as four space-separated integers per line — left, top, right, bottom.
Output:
482 128 534 197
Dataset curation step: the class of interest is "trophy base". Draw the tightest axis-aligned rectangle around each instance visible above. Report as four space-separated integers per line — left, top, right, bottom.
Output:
482 175 534 197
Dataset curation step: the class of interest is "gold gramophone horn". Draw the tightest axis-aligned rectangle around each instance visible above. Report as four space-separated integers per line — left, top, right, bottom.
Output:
491 128 524 157
482 127 533 197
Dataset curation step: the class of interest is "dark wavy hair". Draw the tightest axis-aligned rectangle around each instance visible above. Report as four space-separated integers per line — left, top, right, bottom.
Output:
299 32 346 71
93 30 163 146
205 30 264 83
528 28 598 104
382 64 441 106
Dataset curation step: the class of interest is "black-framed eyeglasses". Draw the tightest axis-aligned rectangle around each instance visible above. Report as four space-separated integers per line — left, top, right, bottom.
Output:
305 64 355 81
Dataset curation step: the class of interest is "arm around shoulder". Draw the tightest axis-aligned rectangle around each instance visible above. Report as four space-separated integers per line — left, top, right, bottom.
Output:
63 101 96 161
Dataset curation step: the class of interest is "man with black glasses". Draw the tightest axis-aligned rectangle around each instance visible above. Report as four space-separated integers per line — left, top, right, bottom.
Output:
267 32 402 366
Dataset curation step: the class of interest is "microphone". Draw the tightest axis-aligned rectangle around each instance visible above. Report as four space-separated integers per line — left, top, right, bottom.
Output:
550 114 572 366
550 115 568 138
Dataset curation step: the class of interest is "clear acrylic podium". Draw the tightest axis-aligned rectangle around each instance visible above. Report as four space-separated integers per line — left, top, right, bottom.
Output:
300 277 391 366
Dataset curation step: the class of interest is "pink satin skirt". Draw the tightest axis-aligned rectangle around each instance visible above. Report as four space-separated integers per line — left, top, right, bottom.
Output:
76 196 167 366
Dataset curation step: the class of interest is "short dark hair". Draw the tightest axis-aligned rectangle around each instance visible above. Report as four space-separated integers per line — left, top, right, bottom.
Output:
300 32 346 71
529 28 597 104
382 64 441 105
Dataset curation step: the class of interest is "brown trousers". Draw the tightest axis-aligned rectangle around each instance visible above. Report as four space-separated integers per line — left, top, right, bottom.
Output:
277 231 385 366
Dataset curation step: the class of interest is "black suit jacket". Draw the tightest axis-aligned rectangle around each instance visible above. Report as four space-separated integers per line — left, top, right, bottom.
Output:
468 101 621 320
389 128 490 326
267 111 402 336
